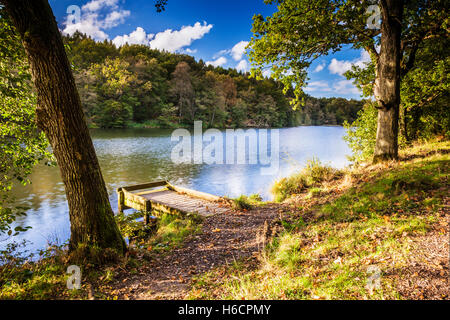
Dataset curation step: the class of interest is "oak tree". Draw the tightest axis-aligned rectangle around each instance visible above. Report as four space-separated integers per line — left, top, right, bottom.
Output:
249 0 448 162
1 0 126 257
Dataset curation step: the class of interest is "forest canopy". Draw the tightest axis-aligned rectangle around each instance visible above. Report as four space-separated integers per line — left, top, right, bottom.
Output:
64 32 364 129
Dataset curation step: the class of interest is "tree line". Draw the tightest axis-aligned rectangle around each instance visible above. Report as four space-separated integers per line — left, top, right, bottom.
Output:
64 32 364 129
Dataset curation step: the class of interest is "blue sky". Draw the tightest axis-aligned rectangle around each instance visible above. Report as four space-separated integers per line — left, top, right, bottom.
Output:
49 0 368 99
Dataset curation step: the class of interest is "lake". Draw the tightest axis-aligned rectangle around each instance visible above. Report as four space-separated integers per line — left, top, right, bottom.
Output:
1 126 351 253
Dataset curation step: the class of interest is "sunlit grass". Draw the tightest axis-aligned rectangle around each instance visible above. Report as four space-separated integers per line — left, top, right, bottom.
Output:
271 158 344 202
188 140 449 300
148 213 202 252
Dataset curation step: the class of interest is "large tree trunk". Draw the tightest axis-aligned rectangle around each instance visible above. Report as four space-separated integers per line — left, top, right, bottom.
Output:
3 0 126 256
373 0 404 163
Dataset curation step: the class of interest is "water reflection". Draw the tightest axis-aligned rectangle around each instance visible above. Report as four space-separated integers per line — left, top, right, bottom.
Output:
2 126 350 253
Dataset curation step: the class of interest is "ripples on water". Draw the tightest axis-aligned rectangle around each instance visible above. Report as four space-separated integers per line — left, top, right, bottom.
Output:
2 126 350 253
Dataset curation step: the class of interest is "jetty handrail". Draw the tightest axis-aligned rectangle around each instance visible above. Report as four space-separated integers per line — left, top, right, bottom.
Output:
166 183 221 202
117 180 168 192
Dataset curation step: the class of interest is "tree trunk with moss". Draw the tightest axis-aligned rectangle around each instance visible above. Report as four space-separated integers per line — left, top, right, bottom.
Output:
373 0 404 163
2 0 126 256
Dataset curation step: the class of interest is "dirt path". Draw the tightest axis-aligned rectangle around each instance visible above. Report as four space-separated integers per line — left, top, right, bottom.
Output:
109 204 279 299
393 204 449 299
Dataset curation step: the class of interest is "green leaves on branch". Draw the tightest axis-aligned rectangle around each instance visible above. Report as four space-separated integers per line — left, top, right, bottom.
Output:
248 0 379 106
0 10 53 236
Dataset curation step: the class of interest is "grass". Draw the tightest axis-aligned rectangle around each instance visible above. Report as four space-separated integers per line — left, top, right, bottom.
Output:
0 242 82 299
147 212 202 253
115 210 203 253
232 194 265 211
188 139 449 300
271 158 344 202
2 139 447 300
0 211 203 299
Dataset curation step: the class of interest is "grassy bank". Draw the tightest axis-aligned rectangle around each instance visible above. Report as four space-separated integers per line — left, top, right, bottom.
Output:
188 139 449 299
0 212 202 299
1 139 447 299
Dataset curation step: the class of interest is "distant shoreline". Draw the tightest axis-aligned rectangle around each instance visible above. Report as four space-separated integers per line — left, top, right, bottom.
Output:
88 124 345 130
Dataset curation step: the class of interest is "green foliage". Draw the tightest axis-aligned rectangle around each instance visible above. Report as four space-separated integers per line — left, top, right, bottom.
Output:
0 241 69 300
149 213 202 252
343 102 378 163
232 195 254 211
272 158 342 202
93 99 133 128
342 4 449 154
248 0 379 105
62 33 362 129
249 0 448 108
400 38 450 141
116 211 202 253
115 211 156 242
0 11 53 236
232 193 265 211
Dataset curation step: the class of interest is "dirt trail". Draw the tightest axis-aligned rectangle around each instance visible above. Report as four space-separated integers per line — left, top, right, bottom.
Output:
110 205 279 299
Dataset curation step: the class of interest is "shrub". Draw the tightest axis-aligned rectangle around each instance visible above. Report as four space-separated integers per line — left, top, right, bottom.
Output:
232 195 253 210
271 158 341 202
343 102 378 163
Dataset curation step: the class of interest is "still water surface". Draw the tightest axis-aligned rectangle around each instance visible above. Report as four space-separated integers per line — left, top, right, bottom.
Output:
2 126 351 253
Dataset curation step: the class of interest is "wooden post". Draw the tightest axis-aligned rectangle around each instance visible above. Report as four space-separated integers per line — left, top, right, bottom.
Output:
117 189 124 214
144 200 152 225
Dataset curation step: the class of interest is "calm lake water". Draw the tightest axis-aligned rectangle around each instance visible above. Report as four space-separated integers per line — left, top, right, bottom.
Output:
2 126 351 253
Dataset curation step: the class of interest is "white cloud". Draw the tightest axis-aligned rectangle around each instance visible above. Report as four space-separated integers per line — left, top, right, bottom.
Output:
82 0 119 12
149 22 213 52
112 27 154 47
328 50 371 75
103 10 130 29
230 41 249 61
331 79 360 95
63 12 109 40
313 63 325 73
213 49 230 59
236 60 248 72
68 2 212 52
209 40 249 68
304 81 333 93
185 48 197 54
206 56 227 67
304 80 360 96
63 0 130 41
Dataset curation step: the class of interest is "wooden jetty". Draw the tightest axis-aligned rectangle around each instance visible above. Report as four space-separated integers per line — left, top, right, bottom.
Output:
117 181 230 222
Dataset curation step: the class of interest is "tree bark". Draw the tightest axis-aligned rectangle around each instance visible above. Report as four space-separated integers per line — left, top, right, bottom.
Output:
3 0 126 255
373 0 404 163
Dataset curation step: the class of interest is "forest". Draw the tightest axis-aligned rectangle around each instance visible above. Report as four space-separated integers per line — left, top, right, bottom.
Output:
64 32 364 129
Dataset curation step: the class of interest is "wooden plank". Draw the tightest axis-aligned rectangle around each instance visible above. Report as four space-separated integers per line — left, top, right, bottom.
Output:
123 189 148 211
121 180 168 192
167 183 221 202
140 190 227 216
134 187 169 195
